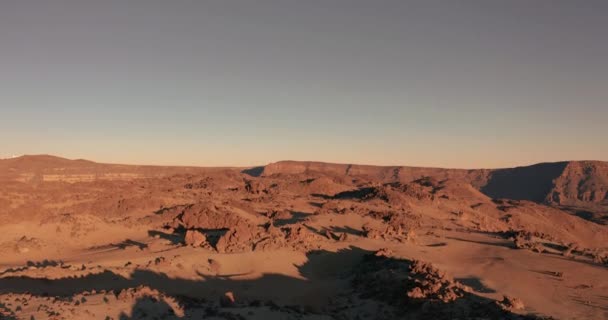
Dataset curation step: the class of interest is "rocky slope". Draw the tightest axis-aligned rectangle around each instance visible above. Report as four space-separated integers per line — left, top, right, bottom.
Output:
262 160 608 224
0 155 607 319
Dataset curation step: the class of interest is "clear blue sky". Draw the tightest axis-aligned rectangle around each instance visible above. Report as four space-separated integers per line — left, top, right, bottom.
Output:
1 1 607 168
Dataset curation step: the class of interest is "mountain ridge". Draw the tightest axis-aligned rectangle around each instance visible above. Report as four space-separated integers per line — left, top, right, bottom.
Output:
2 155 606 209
2 154 604 171
262 160 608 213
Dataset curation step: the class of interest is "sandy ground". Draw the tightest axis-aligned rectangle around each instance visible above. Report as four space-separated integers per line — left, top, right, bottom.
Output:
0 156 606 319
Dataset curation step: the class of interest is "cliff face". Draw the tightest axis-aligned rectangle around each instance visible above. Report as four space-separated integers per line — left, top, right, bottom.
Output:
4 156 607 209
262 161 491 187
546 161 608 205
263 160 608 207
261 161 356 177
480 162 569 202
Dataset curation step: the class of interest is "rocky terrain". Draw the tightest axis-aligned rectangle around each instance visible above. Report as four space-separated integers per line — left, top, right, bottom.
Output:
0 155 607 319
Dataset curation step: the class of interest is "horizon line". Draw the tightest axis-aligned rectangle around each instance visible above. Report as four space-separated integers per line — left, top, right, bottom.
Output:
1 154 605 171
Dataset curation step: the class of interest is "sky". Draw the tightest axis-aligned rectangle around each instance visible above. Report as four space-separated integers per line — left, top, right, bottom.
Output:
1 1 607 168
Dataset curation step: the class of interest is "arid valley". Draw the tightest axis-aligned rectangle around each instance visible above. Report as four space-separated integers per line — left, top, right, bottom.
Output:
3 1 608 319
0 155 606 319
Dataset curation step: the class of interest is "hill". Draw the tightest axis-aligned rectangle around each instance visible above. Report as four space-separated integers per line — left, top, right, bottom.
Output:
0 155 607 319
263 160 606 200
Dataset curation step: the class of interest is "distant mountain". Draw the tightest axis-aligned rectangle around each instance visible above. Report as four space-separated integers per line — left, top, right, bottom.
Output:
261 160 491 186
0 155 226 183
0 154 95 168
3 155 606 209
262 160 608 207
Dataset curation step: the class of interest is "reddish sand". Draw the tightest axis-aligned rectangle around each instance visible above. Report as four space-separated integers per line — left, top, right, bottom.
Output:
0 155 606 319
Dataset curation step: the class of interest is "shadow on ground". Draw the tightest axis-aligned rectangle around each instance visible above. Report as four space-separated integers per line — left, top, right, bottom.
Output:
0 246 549 320
241 166 265 177
480 162 568 202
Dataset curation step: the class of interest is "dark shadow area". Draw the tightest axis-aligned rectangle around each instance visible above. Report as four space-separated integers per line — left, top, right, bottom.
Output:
308 201 324 208
119 296 178 320
299 224 357 240
455 277 496 293
575 210 593 220
150 227 228 248
427 242 448 247
26 260 62 268
470 202 484 209
492 199 525 212
481 162 568 202
154 204 192 216
0 246 552 320
558 205 608 225
0 260 62 276
445 236 516 249
114 239 148 250
540 242 568 252
273 211 313 226
0 302 17 320
87 240 149 253
148 230 184 245
328 226 363 236
0 247 370 299
302 224 325 237
241 166 265 177
198 228 230 248
397 177 446 194
351 251 549 319
312 186 385 201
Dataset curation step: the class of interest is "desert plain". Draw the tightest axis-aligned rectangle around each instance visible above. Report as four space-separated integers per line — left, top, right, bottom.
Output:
0 155 607 319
